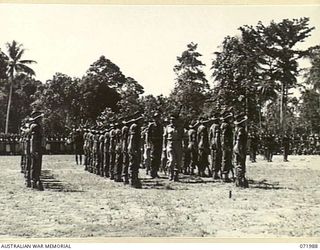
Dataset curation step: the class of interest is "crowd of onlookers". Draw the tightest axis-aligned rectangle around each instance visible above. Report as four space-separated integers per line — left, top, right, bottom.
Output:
0 133 73 155
1 132 320 156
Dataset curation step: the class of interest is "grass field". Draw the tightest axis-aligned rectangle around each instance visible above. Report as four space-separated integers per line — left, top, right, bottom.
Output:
0 154 319 239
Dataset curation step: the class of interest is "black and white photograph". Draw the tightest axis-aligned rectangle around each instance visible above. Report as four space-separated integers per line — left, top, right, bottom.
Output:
0 2 319 241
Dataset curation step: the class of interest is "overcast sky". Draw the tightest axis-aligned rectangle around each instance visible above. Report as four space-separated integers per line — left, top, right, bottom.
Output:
0 4 319 96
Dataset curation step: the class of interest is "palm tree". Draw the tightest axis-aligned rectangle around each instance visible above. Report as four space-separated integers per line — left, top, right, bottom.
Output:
4 40 36 133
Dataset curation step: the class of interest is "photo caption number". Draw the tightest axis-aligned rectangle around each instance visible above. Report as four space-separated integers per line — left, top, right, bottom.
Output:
300 244 319 248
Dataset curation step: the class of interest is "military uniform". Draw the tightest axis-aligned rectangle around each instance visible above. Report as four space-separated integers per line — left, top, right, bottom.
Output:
121 124 130 183
282 134 290 162
128 117 143 188
29 112 44 190
103 129 110 178
233 114 248 188
197 120 210 177
147 114 163 178
209 115 221 179
163 115 183 181
220 112 233 182
185 123 198 175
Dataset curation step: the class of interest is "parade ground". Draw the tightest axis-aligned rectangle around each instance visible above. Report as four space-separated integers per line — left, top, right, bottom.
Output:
0 155 319 238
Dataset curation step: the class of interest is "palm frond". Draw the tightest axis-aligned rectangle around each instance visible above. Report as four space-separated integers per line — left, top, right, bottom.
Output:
16 64 36 76
19 59 37 64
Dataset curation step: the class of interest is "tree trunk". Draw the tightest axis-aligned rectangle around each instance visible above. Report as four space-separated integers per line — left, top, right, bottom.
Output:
5 77 14 134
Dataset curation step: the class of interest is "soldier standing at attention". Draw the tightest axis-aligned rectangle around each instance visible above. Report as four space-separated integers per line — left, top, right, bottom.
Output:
114 124 123 182
29 111 45 191
73 128 84 165
248 131 258 163
220 112 234 182
83 129 89 171
103 128 110 178
128 115 144 188
98 130 105 176
163 114 184 182
282 132 290 162
184 120 198 175
121 120 130 184
109 123 117 180
147 112 163 178
197 117 210 177
233 114 249 188
209 113 222 180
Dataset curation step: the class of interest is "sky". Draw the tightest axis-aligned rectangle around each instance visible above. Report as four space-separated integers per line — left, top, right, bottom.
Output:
0 4 319 96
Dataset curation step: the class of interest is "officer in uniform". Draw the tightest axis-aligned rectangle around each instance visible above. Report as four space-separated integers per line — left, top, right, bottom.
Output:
233 114 249 188
220 111 234 182
147 112 163 178
209 113 221 179
163 114 184 181
29 111 45 191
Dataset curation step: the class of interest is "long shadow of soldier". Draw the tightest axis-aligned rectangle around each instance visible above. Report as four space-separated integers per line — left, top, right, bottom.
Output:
41 170 84 192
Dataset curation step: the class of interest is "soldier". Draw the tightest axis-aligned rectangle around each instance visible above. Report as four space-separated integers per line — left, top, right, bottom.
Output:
114 124 123 182
83 129 89 171
103 127 110 178
197 117 210 177
142 123 151 175
121 120 130 184
128 115 144 188
98 129 105 176
21 119 32 187
209 113 222 179
163 114 184 181
265 132 274 162
109 123 117 180
29 111 45 191
220 111 234 182
282 132 290 162
185 120 198 175
147 112 163 178
248 131 259 163
233 114 249 188
73 128 84 165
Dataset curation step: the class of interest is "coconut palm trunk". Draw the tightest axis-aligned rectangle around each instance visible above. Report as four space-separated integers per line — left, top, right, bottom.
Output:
5 76 14 134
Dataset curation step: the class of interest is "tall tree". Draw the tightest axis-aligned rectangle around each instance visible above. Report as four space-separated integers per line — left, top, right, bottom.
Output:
3 40 36 133
240 18 314 131
170 42 209 121
211 36 261 122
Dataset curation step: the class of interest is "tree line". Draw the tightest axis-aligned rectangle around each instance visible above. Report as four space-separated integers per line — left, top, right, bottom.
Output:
0 17 319 136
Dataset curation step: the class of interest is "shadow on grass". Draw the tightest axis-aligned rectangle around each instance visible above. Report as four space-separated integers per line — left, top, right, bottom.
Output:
41 170 84 193
248 179 290 190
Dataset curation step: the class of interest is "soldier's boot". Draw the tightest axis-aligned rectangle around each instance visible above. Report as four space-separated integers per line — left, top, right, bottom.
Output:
31 180 37 189
173 170 179 182
169 170 174 181
213 171 220 180
26 179 31 188
131 179 142 189
37 181 44 191
222 174 232 183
